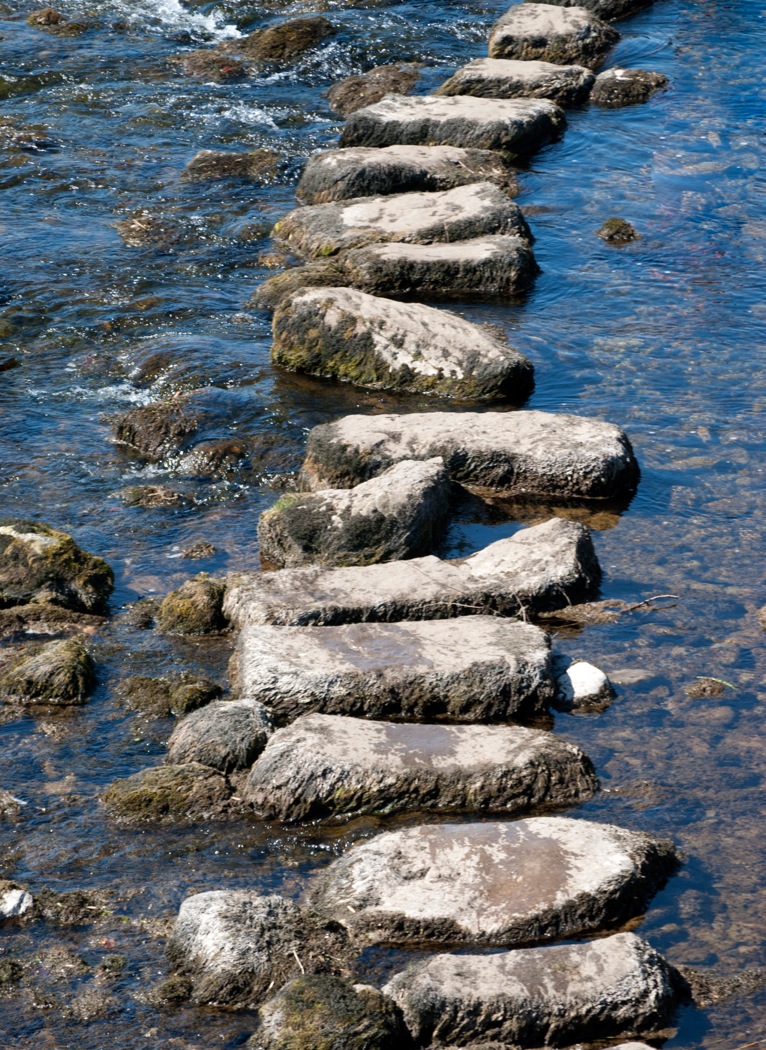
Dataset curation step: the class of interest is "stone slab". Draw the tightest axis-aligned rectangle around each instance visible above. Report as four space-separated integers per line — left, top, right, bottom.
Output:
488 4 619 70
241 712 597 821
271 286 533 401
340 95 565 157
223 517 600 627
231 616 555 723
296 145 518 205
272 182 530 258
384 933 680 1046
438 58 595 106
258 458 452 569
308 816 678 946
302 409 639 500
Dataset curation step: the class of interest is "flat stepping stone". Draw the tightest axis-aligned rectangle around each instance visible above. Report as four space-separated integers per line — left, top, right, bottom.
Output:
271 287 534 401
302 409 639 500
489 4 619 70
258 458 452 568
383 933 681 1046
223 517 600 627
437 58 595 106
232 617 556 723
340 95 565 157
534 0 654 22
272 182 530 258
296 145 518 205
308 816 678 946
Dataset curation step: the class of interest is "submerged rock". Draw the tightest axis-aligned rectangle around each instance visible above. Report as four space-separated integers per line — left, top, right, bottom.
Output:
27 7 89 34
271 286 533 400
597 216 640 243
488 4 619 69
181 149 281 182
384 933 681 1046
0 519 113 613
591 67 669 107
121 674 223 718
113 398 200 462
157 574 227 636
309 817 679 946
103 763 231 823
235 17 336 64
170 49 247 81
326 63 421 117
0 639 94 705
167 699 274 773
438 58 595 106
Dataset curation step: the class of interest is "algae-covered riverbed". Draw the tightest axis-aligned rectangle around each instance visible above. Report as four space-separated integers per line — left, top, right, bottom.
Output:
1 0 765 1046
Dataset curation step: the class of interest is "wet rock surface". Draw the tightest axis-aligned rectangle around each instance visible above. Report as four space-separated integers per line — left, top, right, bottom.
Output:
258 459 452 569
271 287 533 400
0 639 94 706
157 574 227 636
167 700 274 773
552 655 615 710
234 17 337 65
437 58 595 106
181 149 281 182
489 3 620 69
384 932 681 1046
120 673 223 718
597 216 640 243
326 63 421 117
224 517 600 627
241 712 598 821
0 880 34 922
102 763 232 823
170 49 247 82
309 817 679 946
591 67 669 107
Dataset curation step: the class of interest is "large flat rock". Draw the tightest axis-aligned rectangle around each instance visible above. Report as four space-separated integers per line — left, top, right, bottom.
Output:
296 145 518 205
271 287 534 401
223 517 600 627
308 817 678 946
258 458 452 569
437 58 595 106
489 4 619 69
272 182 530 259
302 409 639 500
531 0 654 22
231 616 556 723
340 95 565 157
384 933 681 1046
241 713 597 821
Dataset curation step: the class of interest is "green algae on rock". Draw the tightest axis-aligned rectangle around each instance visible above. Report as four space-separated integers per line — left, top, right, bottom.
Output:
120 674 223 718
102 763 231 823
597 217 640 243
157 575 227 636
0 640 94 705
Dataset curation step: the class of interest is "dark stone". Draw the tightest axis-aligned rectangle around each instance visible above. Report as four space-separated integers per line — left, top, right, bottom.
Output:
249 260 348 312
121 484 189 508
102 763 232 823
157 575 227 636
170 49 247 81
597 217 640 243
120 674 223 718
326 63 421 117
0 639 94 705
167 699 274 773
181 149 281 182
235 17 336 64
590 67 669 107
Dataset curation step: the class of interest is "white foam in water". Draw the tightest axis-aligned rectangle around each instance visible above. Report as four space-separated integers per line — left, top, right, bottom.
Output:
104 0 241 40
208 102 280 129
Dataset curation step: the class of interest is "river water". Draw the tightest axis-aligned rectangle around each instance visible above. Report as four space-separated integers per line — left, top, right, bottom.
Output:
1 0 765 1046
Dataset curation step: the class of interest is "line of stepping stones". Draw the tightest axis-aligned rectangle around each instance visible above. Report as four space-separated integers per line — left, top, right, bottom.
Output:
107 2 685 1046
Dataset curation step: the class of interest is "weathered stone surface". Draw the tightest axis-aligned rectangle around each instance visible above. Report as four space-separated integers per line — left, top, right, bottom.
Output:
166 890 350 1007
531 0 653 22
181 149 281 183
235 17 336 64
340 95 565 157
232 617 555 723
157 574 227 636
326 63 421 117
258 459 451 569
224 518 600 628
341 235 539 299
0 639 94 705
271 287 533 401
272 183 531 259
103 763 231 823
167 700 274 773
250 259 347 311
302 409 639 500
553 655 614 710
489 4 619 70
296 145 518 205
591 67 669 107
0 519 113 613
308 817 678 946
241 713 598 821
438 58 595 106
121 673 222 718
384 933 681 1046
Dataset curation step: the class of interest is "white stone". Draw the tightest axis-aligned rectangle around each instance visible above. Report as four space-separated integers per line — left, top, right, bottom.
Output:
553 655 615 709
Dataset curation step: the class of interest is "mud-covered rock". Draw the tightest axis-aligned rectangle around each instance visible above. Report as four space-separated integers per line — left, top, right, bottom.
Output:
590 67 669 107
326 63 421 117
251 974 413 1050
157 575 227 636
121 674 223 718
166 890 350 1007
102 763 231 823
167 700 274 773
437 58 595 106
309 817 679 947
0 519 113 613
0 639 94 705
235 17 336 64
296 144 518 205
181 148 281 182
597 216 640 243
489 4 620 69
384 933 682 1046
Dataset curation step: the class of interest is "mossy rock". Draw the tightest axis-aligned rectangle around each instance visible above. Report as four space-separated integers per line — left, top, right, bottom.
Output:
121 674 222 717
170 49 247 82
102 763 231 823
236 17 336 64
181 149 281 183
0 639 94 705
157 575 227 636
0 519 114 613
596 217 639 244
252 974 414 1050
248 261 347 312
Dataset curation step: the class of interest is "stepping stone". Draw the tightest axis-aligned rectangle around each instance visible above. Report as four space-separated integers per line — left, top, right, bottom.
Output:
258 459 452 569
296 145 518 205
271 287 534 401
340 95 565 157
223 517 600 627
308 816 678 946
302 409 639 500
240 713 598 821
272 182 530 260
488 4 619 70
166 699 274 773
590 67 669 107
341 235 538 300
535 0 654 22
437 58 595 106
383 933 681 1046
231 617 556 723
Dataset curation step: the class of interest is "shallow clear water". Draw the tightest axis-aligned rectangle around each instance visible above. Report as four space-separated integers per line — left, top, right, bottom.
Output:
1 0 765 1045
